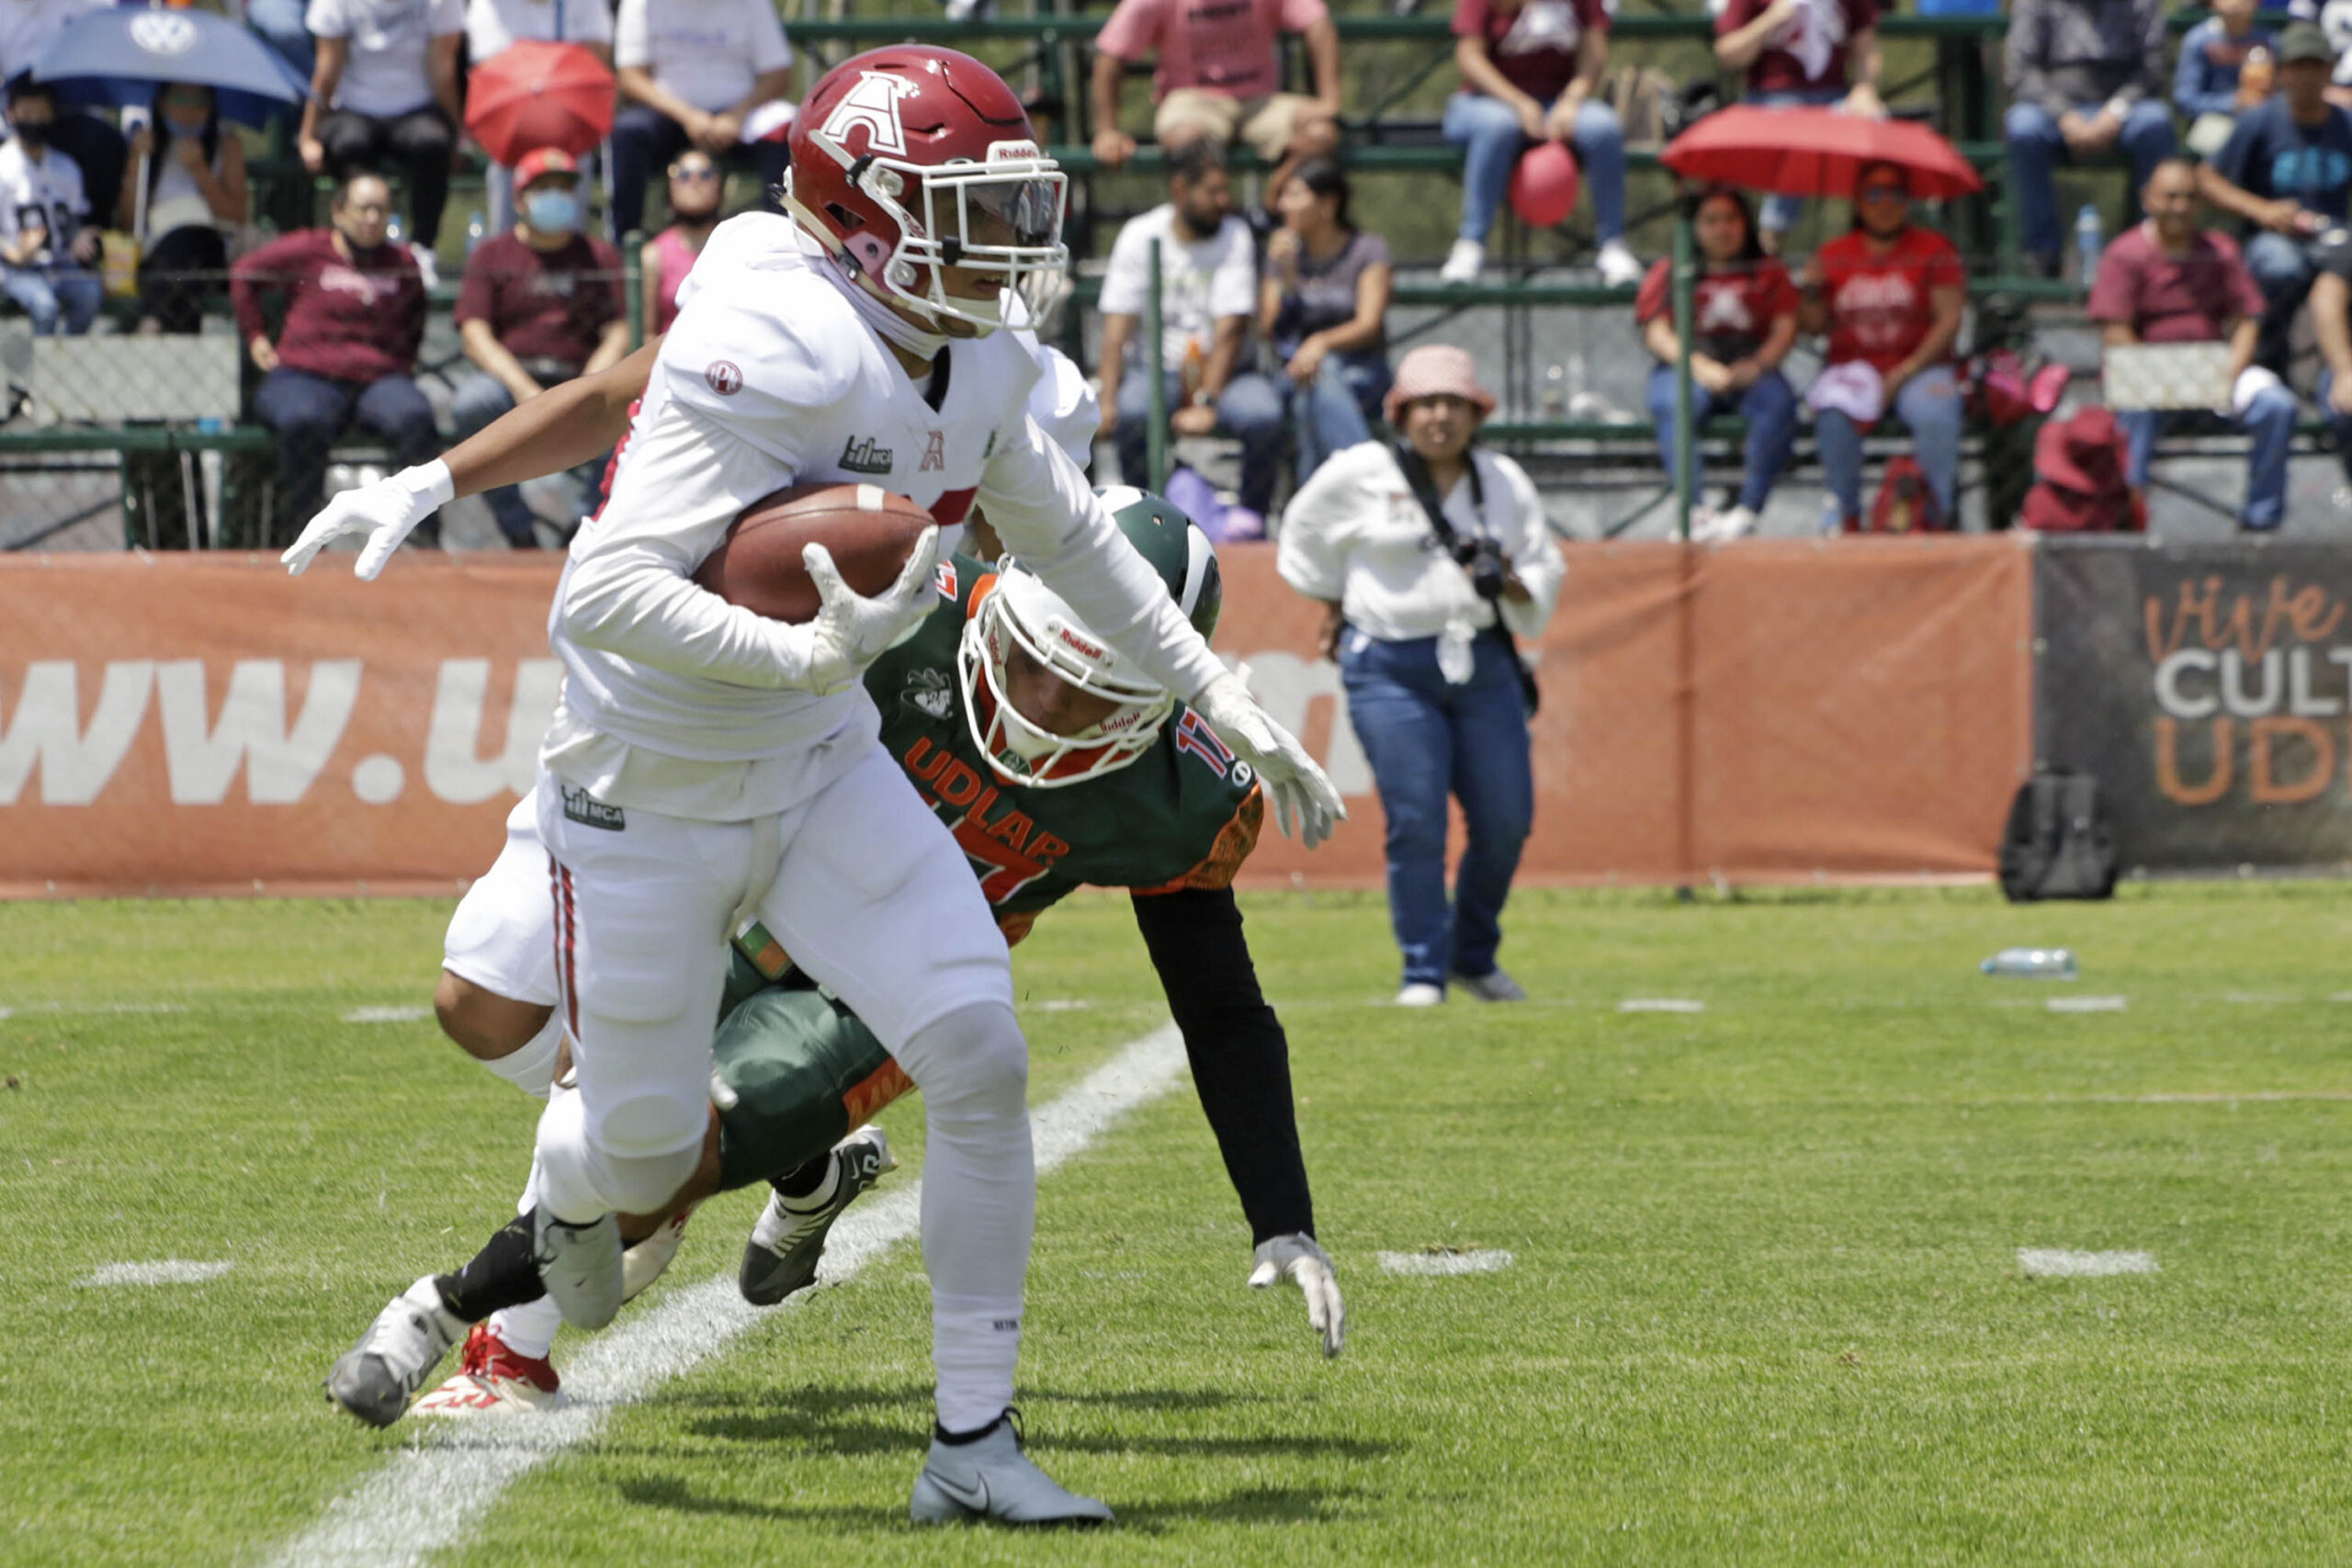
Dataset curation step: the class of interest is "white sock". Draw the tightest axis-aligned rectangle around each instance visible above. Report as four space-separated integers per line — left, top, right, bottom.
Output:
482 1013 562 1099
491 1298 560 1362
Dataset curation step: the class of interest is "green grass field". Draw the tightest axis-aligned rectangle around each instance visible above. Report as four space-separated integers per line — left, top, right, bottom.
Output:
5 884 2351 1566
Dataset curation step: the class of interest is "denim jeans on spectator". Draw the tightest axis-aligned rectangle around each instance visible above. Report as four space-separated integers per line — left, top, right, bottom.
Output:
1814 363 1962 526
2244 229 2324 373
1441 92 1626 245
317 107 456 248
1645 365 1799 513
244 0 315 85
0 264 101 334
2003 98 2177 263
451 369 609 547
2116 386 2296 530
253 367 439 546
607 104 788 240
1746 85 1845 235
1279 350 1389 482
1340 626 1533 990
1114 365 1286 514
2317 368 2352 487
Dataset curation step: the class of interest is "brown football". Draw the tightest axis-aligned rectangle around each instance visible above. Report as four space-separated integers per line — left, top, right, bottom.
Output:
693 482 937 625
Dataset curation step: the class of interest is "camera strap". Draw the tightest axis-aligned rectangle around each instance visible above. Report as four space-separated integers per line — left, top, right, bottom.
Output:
1390 440 1539 717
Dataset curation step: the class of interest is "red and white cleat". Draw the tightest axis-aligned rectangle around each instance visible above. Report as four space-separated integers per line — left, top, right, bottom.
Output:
412 1324 562 1417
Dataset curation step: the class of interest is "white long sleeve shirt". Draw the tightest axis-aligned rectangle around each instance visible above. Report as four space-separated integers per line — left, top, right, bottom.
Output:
544 215 1227 820
1275 441 1565 644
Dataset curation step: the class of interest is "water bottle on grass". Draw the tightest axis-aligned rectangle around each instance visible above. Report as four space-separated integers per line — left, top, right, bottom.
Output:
1981 948 2078 979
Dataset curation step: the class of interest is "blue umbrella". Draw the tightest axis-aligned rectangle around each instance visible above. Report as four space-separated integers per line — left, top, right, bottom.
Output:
32 6 310 130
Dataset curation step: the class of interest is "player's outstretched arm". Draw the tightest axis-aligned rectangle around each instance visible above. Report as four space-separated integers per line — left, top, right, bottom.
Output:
281 340 660 579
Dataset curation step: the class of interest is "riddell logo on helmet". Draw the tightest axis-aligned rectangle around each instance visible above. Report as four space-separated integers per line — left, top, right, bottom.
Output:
1057 627 1105 660
822 71 921 158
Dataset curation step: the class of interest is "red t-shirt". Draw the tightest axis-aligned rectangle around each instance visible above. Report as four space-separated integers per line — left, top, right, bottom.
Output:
455 231 627 370
228 228 424 385
1453 0 1607 104
1815 225 1965 376
1634 255 1800 364
2086 225 2264 344
1714 0 1877 95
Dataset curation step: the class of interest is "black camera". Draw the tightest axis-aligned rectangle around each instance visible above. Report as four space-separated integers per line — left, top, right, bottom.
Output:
1451 536 1509 603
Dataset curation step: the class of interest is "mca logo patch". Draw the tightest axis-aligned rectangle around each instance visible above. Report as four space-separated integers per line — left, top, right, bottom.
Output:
902 667 954 720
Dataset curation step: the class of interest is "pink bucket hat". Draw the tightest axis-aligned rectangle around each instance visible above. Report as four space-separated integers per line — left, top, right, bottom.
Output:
1384 344 1498 427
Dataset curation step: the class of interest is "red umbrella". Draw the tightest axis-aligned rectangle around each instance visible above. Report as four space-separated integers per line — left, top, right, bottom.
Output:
466 39 615 165
1659 106 1983 201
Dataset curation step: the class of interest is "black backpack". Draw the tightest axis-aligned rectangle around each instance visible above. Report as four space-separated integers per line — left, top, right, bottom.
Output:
1998 769 2119 902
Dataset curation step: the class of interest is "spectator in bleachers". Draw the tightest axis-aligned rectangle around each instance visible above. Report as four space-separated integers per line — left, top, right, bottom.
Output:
0 80 99 335
1089 0 1340 215
449 148 628 547
2004 0 2174 279
1258 158 1391 487
2177 0 2276 158
2200 22 2352 373
642 148 718 336
468 0 615 237
247 0 315 85
119 83 248 336
298 0 465 269
1097 141 1285 537
1799 160 1965 532
2297 233 2352 497
232 172 438 546
2091 156 2291 532
609 0 792 243
1635 186 1798 542
1712 0 1884 254
0 0 126 224
1442 0 1638 288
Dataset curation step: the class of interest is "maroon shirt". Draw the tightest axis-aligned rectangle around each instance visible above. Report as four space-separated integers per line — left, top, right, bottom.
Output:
1453 0 1607 104
2086 224 2264 344
1715 0 1878 95
231 229 424 384
455 231 627 370
1635 255 1801 364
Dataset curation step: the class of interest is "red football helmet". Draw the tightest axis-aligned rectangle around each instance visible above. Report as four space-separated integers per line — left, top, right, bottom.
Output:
785 45 1068 332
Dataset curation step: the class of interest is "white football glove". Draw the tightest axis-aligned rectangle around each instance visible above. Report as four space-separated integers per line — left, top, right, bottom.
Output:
797 527 940 694
1193 670 1344 849
278 459 453 579
1250 1233 1345 1359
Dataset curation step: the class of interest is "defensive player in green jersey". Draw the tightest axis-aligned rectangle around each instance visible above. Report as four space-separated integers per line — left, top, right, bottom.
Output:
328 490 1343 1429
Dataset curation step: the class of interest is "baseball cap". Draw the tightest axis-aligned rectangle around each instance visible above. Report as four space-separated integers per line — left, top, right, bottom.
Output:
513 147 579 188
2280 21 2334 65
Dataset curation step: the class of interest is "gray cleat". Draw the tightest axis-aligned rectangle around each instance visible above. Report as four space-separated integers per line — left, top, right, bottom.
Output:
739 1126 895 1306
324 1276 465 1428
1453 966 1527 1002
534 1208 624 1330
910 1410 1114 1527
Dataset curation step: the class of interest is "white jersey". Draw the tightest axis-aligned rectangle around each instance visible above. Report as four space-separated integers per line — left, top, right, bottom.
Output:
545 214 1226 821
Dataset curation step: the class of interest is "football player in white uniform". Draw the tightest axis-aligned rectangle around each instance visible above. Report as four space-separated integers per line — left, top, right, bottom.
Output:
282 46 1340 1527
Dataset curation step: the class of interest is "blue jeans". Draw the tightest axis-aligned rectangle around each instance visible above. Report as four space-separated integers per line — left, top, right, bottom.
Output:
1278 350 1389 482
244 0 313 82
252 367 440 545
1441 91 1626 245
1645 365 1799 513
2245 230 2325 373
0 264 100 334
2117 384 2297 531
451 370 609 547
1747 86 1845 234
1814 364 1963 525
1114 365 1286 514
1340 628 1534 989
2004 98 2177 262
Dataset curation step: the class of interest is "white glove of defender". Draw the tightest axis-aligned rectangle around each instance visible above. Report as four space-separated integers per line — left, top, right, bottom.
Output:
1250 1233 1346 1359
1193 670 1344 849
797 527 940 694
279 459 454 579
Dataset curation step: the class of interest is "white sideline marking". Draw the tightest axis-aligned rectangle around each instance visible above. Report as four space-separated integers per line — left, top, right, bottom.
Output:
1377 1249 1514 1277
2047 996 2127 1013
342 1007 433 1024
266 1023 1189 1568
2018 1248 2157 1279
1028 998 1092 1013
1618 998 1704 1014
0 1001 187 1016
80 1259 232 1287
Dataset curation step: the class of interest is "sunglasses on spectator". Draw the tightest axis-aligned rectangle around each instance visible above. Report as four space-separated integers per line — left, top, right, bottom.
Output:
1857 184 1907 202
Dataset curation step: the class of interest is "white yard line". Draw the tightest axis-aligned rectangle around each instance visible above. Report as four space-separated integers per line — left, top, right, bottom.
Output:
2046 996 2127 1013
1618 998 1705 1014
2017 1248 2158 1279
342 1007 435 1024
1377 1249 1514 1277
267 1022 1188 1568
80 1259 233 1287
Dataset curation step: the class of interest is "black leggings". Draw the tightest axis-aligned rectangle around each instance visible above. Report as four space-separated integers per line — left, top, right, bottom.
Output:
137 225 227 334
317 105 455 247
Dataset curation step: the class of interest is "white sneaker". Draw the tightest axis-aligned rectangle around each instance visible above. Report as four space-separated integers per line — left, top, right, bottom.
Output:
408 241 438 289
740 1127 896 1306
534 1209 624 1330
1395 982 1445 1008
910 1410 1114 1526
413 1323 563 1418
1685 504 1722 542
1596 241 1642 288
1713 504 1758 541
1440 239 1484 285
323 1276 466 1428
1453 967 1528 1002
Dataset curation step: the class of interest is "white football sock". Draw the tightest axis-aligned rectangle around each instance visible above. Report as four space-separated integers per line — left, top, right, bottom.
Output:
491 1298 560 1363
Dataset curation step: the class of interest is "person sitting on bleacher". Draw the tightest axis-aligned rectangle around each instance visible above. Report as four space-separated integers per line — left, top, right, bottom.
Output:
120 83 249 336
0 0 127 227
449 147 628 549
2091 155 2291 533
1097 139 1285 539
1089 0 1340 218
232 172 438 547
297 0 465 276
1713 0 1884 255
468 0 614 238
1441 0 1638 288
2199 22 2352 374
1635 186 1799 542
2176 0 2276 159
2003 0 2175 280
1259 157 1392 488
0 80 100 336
608 0 793 243
1798 160 1965 533
642 148 719 337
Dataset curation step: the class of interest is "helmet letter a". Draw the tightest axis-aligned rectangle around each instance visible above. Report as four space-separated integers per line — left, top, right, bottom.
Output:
822 71 921 158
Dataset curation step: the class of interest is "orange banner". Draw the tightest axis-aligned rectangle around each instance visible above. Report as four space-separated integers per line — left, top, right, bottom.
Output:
0 539 2030 897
